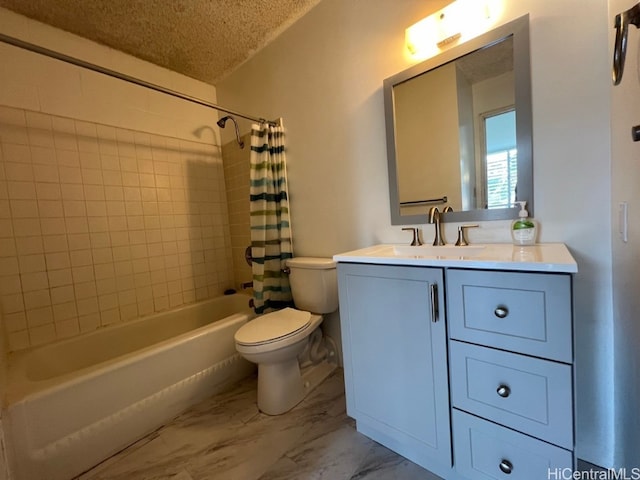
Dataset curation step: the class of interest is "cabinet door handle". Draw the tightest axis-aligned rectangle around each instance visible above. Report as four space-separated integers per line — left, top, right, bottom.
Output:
497 385 511 398
499 459 513 474
429 283 439 322
494 306 509 318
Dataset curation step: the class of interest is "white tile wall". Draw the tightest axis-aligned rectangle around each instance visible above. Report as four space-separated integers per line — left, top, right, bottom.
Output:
222 134 253 290
0 106 234 351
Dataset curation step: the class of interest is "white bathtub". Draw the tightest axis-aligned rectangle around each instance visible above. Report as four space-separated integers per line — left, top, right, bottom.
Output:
3 294 255 480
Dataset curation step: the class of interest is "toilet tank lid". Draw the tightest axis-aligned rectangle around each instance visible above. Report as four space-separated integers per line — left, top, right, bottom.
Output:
286 257 336 269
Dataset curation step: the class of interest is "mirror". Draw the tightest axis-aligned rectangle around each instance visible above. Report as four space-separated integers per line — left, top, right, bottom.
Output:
384 15 532 224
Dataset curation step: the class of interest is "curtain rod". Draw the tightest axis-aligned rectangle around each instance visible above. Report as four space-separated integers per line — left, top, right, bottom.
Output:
0 32 277 127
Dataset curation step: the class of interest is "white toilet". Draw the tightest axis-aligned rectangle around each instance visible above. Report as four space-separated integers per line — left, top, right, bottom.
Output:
234 257 338 415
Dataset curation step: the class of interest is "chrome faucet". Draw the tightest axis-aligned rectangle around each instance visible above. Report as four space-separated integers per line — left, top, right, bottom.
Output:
428 207 446 246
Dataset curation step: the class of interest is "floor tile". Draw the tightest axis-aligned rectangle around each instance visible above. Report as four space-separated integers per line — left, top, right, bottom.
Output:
78 370 440 480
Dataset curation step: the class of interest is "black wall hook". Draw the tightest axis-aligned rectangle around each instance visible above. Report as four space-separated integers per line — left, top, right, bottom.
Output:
613 2 640 85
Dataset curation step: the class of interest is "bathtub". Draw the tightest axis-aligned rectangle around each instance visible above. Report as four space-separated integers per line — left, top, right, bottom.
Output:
3 294 255 480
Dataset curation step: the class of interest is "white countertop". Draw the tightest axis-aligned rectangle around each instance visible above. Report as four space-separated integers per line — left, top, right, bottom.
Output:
333 243 578 273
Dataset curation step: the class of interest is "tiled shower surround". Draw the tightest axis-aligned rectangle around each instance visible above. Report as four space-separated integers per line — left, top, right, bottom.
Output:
0 106 234 351
222 134 252 291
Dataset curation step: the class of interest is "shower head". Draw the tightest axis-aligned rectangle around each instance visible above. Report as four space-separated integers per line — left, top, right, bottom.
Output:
216 116 231 128
216 115 244 149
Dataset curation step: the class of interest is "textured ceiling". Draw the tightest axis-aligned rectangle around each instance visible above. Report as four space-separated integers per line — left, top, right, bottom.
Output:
456 36 513 84
0 0 321 85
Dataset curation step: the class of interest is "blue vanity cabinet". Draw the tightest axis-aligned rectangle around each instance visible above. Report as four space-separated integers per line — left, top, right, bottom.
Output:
335 243 577 480
337 262 452 473
447 268 574 479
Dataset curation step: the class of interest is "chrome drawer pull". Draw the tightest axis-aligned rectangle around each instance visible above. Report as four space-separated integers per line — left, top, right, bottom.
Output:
497 385 511 398
499 459 513 474
494 306 509 318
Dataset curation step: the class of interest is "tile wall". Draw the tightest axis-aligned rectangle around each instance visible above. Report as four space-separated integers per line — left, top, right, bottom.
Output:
222 134 252 290
0 106 234 351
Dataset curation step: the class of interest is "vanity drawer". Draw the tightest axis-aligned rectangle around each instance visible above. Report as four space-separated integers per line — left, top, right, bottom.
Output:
447 269 572 362
453 409 572 480
449 341 573 449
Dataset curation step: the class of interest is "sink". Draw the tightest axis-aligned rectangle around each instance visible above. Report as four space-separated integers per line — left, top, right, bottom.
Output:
392 244 486 258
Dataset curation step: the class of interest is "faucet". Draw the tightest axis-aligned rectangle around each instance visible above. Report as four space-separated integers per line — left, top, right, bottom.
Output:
428 207 446 246
401 227 423 246
455 224 479 246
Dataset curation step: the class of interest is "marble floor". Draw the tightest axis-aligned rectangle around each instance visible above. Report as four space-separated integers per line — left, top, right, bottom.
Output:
77 369 442 480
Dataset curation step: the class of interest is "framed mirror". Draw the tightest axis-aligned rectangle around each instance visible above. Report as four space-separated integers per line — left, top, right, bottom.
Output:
384 15 531 224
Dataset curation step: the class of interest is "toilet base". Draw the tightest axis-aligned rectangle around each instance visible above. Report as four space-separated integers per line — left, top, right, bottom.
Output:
257 336 338 415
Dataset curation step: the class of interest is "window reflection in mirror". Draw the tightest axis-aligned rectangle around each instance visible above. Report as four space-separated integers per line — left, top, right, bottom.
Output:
483 109 517 210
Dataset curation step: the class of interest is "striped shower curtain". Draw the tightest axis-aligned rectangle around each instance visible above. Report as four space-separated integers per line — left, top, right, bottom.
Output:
249 120 293 314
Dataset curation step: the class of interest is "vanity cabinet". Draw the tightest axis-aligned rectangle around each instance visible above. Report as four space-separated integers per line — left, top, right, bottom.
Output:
337 263 452 471
447 269 574 479
335 246 577 480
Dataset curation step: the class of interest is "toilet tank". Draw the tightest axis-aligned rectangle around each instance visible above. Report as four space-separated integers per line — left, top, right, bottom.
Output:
286 257 338 314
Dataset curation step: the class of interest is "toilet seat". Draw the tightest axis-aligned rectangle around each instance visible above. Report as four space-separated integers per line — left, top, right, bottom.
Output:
235 308 312 346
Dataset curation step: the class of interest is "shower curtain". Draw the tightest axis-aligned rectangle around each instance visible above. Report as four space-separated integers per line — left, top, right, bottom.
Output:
249 120 293 314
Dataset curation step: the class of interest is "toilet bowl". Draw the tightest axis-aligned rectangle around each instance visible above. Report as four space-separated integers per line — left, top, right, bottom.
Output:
234 257 338 415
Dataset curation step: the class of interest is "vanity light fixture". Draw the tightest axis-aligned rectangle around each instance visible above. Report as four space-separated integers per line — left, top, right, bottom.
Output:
405 0 503 61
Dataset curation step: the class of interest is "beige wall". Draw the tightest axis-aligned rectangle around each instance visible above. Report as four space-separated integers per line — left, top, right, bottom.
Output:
0 9 234 352
0 9 218 141
609 0 640 468
0 416 6 480
217 0 614 467
0 311 5 480
395 62 462 211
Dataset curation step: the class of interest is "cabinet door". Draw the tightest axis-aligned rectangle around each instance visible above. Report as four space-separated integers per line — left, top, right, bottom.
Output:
337 263 451 469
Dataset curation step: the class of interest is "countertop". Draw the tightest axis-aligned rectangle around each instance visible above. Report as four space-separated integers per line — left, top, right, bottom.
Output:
333 243 578 273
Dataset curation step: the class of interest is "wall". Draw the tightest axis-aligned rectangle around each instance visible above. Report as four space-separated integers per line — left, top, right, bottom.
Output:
395 62 462 211
456 67 474 210
0 417 6 480
609 0 640 469
217 0 614 467
0 310 6 480
0 9 233 351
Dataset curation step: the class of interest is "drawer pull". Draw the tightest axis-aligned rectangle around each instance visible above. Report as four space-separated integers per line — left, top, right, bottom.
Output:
497 385 511 398
499 459 513 474
494 306 509 318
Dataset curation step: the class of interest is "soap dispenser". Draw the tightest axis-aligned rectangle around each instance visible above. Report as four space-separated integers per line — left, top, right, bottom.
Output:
511 201 537 246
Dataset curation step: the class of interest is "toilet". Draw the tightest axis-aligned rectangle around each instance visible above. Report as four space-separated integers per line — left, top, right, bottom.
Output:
234 257 338 415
